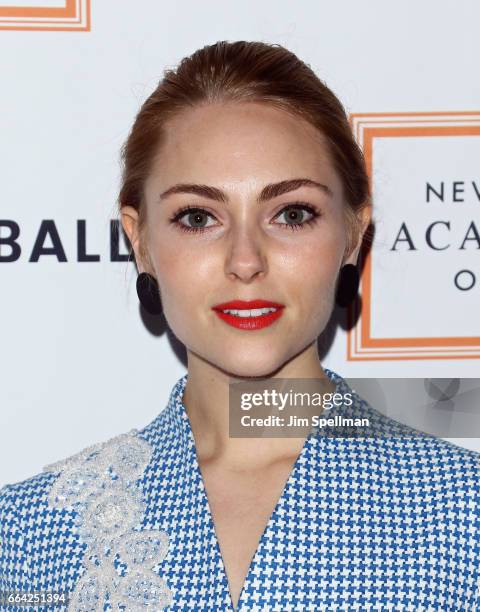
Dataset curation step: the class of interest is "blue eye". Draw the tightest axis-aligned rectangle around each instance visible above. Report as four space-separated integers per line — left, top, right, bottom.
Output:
170 202 321 234
170 208 217 233
273 203 320 230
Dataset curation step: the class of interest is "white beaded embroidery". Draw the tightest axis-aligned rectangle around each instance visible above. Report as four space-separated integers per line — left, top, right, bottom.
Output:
43 429 173 611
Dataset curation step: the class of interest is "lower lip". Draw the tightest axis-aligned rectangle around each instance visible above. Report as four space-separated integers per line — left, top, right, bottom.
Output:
213 308 284 330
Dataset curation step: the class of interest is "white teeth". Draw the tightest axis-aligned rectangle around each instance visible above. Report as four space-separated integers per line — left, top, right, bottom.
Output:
222 307 278 317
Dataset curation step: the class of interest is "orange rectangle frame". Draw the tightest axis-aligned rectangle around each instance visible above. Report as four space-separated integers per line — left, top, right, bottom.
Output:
347 112 480 361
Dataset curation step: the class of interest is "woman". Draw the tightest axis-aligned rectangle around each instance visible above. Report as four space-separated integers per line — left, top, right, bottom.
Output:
1 40 479 611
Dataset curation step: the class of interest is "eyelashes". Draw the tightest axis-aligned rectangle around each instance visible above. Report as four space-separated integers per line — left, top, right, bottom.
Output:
168 202 322 234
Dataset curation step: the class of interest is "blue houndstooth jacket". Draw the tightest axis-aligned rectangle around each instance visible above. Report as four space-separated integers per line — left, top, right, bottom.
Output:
1 368 480 611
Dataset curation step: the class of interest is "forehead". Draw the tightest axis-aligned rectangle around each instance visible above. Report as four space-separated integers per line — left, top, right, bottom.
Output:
147 101 341 192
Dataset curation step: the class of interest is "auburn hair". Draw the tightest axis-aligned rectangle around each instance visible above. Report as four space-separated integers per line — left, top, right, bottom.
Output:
118 40 371 263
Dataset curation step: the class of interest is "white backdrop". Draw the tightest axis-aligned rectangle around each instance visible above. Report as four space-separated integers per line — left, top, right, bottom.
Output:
1 0 479 487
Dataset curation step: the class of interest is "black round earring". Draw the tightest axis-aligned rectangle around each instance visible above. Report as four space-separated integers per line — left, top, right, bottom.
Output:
136 272 163 315
335 264 360 308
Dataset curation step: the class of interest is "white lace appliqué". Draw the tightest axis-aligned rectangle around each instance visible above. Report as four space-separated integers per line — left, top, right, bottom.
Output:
43 429 173 611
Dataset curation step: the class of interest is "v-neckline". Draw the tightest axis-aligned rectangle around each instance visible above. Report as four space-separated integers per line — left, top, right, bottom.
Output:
175 378 324 611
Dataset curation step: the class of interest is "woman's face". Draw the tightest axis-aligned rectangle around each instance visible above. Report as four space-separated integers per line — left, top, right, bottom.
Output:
123 101 364 377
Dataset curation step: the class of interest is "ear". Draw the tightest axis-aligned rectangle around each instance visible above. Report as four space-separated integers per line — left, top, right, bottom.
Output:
120 206 146 272
343 204 372 266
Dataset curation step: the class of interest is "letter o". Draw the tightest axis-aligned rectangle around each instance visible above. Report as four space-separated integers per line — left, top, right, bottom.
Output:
454 269 475 291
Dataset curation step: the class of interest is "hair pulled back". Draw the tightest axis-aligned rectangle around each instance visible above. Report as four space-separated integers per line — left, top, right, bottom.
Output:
118 40 370 262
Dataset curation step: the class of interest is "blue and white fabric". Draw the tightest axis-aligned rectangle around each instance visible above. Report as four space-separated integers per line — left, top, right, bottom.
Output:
1 368 480 611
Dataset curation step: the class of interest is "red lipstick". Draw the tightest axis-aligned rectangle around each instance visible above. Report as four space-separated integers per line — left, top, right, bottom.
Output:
211 299 285 330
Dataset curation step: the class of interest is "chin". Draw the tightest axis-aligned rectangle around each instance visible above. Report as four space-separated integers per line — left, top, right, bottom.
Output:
215 351 288 380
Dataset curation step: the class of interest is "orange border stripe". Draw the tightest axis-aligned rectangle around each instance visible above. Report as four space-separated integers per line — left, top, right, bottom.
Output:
0 0 75 18
0 0 90 31
348 113 480 360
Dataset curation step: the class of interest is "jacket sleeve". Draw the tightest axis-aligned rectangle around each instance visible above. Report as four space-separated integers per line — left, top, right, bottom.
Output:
0 484 30 593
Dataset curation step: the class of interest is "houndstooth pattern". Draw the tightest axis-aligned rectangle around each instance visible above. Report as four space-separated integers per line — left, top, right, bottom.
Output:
1 368 480 611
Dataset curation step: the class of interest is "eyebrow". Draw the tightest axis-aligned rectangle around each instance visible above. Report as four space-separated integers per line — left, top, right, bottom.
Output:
158 178 333 203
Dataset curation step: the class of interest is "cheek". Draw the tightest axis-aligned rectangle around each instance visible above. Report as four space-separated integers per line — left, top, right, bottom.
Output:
278 227 345 293
150 239 217 304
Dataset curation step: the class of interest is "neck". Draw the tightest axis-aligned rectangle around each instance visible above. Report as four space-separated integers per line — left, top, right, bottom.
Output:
182 343 335 471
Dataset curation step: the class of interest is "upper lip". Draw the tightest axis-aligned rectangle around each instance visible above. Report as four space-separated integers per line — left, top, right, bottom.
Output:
212 299 285 310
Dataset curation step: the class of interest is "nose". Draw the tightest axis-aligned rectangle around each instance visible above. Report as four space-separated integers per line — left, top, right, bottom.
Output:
224 223 268 283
